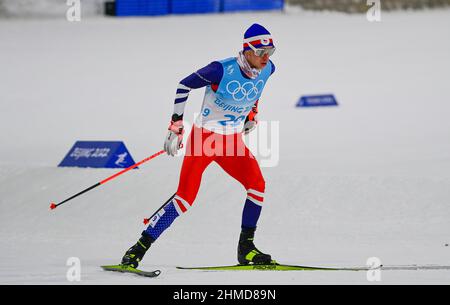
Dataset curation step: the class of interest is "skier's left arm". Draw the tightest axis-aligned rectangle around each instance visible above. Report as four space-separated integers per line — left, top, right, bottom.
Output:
243 61 276 135
243 100 259 135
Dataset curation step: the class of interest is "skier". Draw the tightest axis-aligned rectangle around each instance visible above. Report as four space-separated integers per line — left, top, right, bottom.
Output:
120 24 276 268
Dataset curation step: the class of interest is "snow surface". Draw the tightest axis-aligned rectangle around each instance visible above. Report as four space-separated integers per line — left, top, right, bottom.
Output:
1 8 450 284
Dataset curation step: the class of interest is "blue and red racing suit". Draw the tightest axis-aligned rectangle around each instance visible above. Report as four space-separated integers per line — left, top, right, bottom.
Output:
144 57 275 241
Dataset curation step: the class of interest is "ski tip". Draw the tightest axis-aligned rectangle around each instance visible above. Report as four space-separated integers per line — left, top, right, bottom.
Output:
50 203 57 210
101 265 162 278
143 218 149 225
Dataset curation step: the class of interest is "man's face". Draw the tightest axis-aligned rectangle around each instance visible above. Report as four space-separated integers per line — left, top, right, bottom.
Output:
244 47 272 70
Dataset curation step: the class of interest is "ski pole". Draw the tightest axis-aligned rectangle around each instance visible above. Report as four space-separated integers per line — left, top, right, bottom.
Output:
50 149 167 210
142 193 176 225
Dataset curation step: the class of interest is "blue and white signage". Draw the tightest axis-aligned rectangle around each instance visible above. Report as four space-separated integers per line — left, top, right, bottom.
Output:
297 94 339 107
59 141 137 169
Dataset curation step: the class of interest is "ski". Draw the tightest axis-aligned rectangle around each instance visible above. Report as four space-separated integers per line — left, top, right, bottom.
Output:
177 263 374 272
101 265 161 278
380 265 450 271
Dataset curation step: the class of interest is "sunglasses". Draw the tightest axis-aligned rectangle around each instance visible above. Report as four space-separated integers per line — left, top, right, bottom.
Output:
248 44 276 57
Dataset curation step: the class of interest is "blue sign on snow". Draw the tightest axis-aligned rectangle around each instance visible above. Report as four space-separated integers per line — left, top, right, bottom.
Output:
59 141 137 169
297 94 339 107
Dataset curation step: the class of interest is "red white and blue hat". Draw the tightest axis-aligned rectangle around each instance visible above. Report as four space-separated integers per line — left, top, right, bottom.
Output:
243 23 275 51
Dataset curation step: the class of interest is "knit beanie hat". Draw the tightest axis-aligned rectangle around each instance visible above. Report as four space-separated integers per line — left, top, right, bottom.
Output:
243 23 275 51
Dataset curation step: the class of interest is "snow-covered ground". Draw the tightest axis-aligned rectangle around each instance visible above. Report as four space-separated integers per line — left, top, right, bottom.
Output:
1 8 450 284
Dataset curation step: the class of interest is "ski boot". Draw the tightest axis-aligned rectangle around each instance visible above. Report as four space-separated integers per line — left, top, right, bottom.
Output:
121 233 154 268
237 227 272 265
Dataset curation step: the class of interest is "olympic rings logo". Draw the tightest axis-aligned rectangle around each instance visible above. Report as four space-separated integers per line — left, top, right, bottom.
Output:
226 80 265 102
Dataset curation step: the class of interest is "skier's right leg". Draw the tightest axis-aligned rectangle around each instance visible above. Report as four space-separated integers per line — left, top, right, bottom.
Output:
121 126 214 268
140 150 213 240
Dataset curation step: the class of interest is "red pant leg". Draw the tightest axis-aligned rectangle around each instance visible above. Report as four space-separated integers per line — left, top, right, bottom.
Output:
215 134 266 204
176 127 265 211
175 126 215 211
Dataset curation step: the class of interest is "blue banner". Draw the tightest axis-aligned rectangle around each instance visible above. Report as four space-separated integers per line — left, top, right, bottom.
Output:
59 141 137 169
171 0 221 14
116 0 169 16
222 0 284 12
115 0 283 16
297 94 339 107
